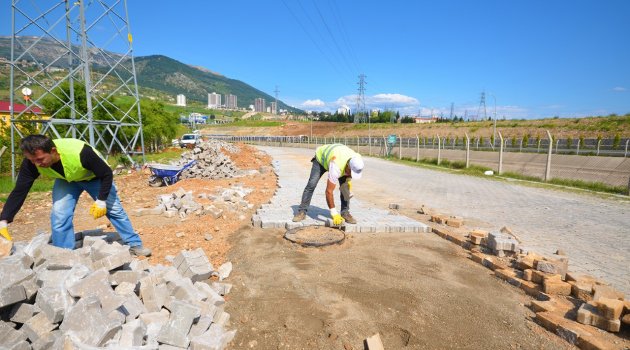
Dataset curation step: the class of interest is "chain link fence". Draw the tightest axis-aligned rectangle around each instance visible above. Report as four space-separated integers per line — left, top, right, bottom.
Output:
208 133 630 193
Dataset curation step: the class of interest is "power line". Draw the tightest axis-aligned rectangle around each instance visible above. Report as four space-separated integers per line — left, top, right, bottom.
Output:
311 0 356 75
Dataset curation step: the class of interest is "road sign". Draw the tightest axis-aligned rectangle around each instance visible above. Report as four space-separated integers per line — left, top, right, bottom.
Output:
387 134 397 145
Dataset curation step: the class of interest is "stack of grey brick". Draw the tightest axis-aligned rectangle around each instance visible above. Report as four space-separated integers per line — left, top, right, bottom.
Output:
487 232 520 256
0 232 237 349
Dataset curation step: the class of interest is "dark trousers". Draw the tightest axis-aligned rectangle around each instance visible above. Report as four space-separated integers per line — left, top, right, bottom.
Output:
298 158 349 214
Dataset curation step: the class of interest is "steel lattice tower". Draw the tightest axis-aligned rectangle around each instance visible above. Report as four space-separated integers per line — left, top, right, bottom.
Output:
477 91 487 122
8 0 145 179
354 73 366 123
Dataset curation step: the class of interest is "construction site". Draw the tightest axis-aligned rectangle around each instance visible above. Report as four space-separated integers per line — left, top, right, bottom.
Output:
1 1 630 349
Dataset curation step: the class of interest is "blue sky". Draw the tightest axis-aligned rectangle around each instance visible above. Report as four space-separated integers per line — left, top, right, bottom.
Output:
2 0 630 119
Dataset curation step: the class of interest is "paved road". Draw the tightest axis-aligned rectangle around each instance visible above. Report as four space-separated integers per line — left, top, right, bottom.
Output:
258 146 630 296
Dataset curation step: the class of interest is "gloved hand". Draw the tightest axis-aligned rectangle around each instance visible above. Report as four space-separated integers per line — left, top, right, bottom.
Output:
330 208 344 226
89 200 107 219
0 220 12 241
347 180 352 192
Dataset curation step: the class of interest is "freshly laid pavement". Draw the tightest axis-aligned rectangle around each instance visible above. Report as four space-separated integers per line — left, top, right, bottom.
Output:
256 146 630 296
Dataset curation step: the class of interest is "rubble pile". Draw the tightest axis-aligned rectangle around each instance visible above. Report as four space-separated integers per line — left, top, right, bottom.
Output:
0 232 235 349
179 140 243 180
134 186 254 220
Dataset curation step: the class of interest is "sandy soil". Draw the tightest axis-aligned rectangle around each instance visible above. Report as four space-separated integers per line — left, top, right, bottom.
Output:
2 141 627 349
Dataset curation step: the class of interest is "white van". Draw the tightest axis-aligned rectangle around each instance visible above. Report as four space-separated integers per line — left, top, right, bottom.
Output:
179 133 202 148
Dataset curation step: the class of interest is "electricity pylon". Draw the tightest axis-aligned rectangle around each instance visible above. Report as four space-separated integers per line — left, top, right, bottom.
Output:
8 0 145 179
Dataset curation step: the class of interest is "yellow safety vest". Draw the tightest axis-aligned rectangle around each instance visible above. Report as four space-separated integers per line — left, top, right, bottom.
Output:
315 144 358 173
36 139 102 182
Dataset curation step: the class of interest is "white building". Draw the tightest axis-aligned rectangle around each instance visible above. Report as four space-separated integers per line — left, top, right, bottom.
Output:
270 101 277 114
208 92 221 108
176 94 186 106
337 105 351 115
254 98 265 112
225 94 238 109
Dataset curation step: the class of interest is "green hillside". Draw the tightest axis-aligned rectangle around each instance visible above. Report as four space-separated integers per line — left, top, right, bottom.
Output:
0 36 302 114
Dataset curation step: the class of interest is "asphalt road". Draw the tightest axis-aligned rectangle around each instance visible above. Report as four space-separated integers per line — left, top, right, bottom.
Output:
258 146 630 296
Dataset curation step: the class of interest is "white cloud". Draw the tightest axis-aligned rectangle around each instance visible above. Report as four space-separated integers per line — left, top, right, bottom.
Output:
612 86 627 92
370 93 419 105
301 99 326 107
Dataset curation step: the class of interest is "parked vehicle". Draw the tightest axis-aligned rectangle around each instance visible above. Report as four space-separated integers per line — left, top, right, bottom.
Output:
179 133 201 148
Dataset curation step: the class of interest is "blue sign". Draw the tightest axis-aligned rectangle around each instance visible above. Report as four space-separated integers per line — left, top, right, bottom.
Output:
387 134 397 144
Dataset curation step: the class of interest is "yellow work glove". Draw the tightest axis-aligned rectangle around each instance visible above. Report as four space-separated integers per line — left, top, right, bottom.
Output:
89 200 107 219
347 180 352 192
330 208 344 226
0 220 12 241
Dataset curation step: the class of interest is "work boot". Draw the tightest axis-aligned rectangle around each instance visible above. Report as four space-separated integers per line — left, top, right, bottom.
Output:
129 245 152 257
341 212 357 224
292 211 306 222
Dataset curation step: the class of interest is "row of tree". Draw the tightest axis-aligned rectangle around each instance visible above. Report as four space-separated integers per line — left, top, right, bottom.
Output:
1 81 179 156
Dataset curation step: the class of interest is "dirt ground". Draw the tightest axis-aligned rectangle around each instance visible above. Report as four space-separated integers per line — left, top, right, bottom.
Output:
2 142 628 349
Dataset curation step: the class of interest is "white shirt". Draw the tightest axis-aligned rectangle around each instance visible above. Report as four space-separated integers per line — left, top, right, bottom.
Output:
327 161 342 186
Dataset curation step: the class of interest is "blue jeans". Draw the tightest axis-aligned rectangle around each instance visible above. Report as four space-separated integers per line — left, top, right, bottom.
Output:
51 178 142 249
298 158 349 214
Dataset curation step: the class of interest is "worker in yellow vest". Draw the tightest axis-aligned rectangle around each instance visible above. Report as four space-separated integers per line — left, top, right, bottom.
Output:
293 143 364 225
0 135 151 256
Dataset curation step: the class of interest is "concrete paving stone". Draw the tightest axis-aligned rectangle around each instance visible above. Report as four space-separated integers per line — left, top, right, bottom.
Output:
60 295 122 346
0 285 27 308
118 292 147 322
119 318 147 347
189 315 213 338
211 282 232 296
217 262 232 281
190 323 236 350
0 252 34 270
140 280 169 313
194 282 225 306
9 302 40 324
157 300 201 348
32 244 70 267
3 340 31 350
92 249 133 271
0 262 35 288
0 320 28 346
31 329 61 350
22 312 56 343
35 286 74 323
67 268 109 298
115 281 138 296
139 309 171 338
109 270 142 286
168 277 205 302
212 308 230 327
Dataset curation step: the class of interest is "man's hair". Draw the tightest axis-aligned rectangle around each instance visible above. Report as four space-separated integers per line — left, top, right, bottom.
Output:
20 135 55 154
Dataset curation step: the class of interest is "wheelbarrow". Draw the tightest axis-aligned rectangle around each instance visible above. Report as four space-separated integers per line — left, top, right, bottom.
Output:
147 160 196 187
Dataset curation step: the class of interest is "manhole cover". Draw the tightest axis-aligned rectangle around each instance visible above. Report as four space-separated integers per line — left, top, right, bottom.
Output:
284 226 345 247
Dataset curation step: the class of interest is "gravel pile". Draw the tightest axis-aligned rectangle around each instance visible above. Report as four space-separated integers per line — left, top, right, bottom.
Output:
179 140 241 180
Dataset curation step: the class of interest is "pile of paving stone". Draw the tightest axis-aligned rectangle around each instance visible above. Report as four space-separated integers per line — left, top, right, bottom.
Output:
179 140 242 180
0 230 235 349
134 186 254 220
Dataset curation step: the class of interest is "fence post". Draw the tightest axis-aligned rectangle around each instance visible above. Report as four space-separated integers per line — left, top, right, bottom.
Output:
498 132 504 175
416 135 420 162
382 135 387 157
357 136 360 154
344 136 347 146
399 136 402 160
597 139 601 156
519 138 523 152
577 138 580 155
544 130 553 181
465 133 470 169
556 139 560 154
625 139 629 158
437 134 441 165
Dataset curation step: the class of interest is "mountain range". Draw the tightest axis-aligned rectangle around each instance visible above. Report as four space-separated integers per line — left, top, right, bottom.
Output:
0 36 300 113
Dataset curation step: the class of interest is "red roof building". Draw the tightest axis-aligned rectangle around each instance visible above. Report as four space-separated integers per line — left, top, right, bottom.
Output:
0 101 43 114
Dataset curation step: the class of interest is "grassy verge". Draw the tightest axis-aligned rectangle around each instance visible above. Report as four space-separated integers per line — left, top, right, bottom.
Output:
0 176 55 203
380 155 629 196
